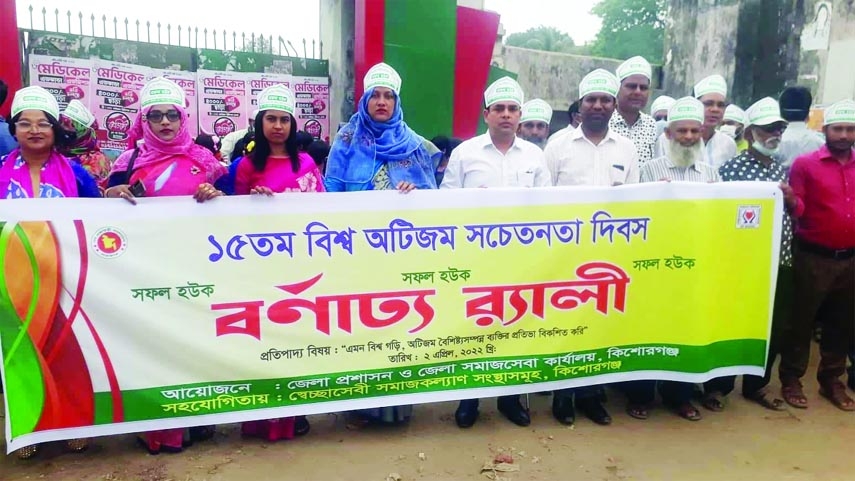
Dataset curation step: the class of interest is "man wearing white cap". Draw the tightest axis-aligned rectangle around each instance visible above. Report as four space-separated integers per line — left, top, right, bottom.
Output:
442 77 550 428
640 96 719 183
720 104 749 153
610 56 657 166
517 98 552 149
544 69 636 427
707 97 794 412
650 95 675 138
784 99 855 411
693 74 738 168
635 97 715 422
545 68 639 188
546 100 581 146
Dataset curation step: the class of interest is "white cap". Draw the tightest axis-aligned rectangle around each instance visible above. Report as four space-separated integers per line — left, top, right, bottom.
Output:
650 95 676 115
63 99 96 127
484 76 524 108
364 62 402 96
579 69 620 99
824 99 855 126
141 77 185 109
746 97 786 127
11 86 60 120
616 56 652 82
724 104 747 125
520 99 553 124
667 96 705 125
257 85 295 115
693 74 728 98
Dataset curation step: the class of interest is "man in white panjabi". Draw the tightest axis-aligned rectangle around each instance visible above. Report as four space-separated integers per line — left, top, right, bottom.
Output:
442 77 551 429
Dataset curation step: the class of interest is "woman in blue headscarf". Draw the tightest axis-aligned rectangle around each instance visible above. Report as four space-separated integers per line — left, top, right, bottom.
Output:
324 62 439 193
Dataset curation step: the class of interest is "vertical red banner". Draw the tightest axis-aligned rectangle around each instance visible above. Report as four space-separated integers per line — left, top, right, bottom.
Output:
453 7 500 139
0 0 23 118
354 0 386 110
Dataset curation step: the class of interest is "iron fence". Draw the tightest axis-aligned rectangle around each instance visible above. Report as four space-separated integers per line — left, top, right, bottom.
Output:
20 4 324 59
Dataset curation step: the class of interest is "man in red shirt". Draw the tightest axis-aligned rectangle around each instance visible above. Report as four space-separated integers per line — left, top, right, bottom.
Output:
786 99 855 411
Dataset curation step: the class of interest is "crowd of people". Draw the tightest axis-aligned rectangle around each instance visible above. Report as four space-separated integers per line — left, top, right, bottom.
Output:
1 53 854 460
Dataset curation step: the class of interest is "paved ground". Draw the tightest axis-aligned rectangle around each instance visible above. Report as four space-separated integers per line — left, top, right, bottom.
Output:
3 352 854 481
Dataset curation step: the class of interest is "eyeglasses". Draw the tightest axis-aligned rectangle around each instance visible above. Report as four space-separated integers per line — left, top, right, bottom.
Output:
15 121 53 132
146 110 181 122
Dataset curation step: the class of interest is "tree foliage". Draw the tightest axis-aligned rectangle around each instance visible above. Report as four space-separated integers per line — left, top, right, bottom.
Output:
590 0 667 63
506 26 578 54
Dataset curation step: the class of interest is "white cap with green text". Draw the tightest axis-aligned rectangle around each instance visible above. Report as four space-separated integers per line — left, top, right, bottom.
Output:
578 69 620 99
141 77 186 109
824 99 855 126
667 96 704 125
746 97 786 127
11 86 60 120
257 85 296 115
521 99 553 124
364 62 402 96
484 77 524 108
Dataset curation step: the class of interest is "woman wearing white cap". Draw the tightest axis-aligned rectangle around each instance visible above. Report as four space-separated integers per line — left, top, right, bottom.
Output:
1 86 99 459
324 62 439 194
104 77 226 454
58 99 111 191
325 62 439 426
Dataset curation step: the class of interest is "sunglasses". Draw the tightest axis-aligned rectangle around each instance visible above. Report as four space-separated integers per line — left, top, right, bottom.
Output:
146 110 181 122
757 123 786 134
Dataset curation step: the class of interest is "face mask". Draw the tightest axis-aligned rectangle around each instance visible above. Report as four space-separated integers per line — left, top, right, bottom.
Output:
655 119 667 137
718 124 737 139
752 140 779 157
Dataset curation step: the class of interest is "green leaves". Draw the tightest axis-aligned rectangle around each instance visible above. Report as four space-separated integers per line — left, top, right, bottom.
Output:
590 0 666 63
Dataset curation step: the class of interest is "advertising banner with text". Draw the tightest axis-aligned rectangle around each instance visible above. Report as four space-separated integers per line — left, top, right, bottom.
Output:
0 183 782 451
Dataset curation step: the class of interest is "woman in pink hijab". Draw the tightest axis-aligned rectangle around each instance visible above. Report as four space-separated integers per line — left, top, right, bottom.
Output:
104 78 225 454
105 77 226 204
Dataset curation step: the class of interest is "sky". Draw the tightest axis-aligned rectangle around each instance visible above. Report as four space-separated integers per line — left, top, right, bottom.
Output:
15 0 602 46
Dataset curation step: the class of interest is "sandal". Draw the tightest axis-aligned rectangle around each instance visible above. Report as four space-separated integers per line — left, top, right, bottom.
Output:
672 402 702 421
819 383 855 412
15 444 39 460
626 403 649 420
66 438 90 452
744 391 786 411
701 393 726 412
781 382 808 409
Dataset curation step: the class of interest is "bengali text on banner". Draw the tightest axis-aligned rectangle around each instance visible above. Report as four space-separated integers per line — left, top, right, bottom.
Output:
0 183 783 451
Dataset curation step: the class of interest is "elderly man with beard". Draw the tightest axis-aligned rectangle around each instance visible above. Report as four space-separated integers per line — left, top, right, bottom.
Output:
634 97 713 422
640 96 720 183
517 99 553 149
544 69 637 426
702 98 793 412
610 56 658 167
782 100 855 411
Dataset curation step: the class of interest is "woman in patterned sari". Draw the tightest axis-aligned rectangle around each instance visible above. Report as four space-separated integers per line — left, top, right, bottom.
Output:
58 99 111 192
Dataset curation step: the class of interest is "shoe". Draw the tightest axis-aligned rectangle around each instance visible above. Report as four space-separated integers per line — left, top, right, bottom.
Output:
188 426 216 443
15 444 39 460
497 396 530 427
577 398 612 425
65 438 90 452
552 396 575 425
455 399 479 428
295 415 310 436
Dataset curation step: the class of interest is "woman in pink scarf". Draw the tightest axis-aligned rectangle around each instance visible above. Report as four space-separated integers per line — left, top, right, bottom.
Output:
104 78 225 454
231 85 320 441
105 77 226 205
2 86 98 460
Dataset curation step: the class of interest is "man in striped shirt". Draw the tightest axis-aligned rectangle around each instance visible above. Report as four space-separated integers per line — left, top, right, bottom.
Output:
640 96 720 184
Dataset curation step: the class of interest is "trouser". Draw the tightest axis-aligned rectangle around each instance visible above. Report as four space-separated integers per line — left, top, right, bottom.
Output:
705 266 793 396
780 244 855 386
554 385 604 403
658 381 694 405
619 380 656 405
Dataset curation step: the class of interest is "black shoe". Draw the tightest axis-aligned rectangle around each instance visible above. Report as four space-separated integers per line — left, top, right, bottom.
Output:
295 415 310 436
455 399 480 428
497 396 530 427
577 398 612 425
552 396 575 425
188 425 216 443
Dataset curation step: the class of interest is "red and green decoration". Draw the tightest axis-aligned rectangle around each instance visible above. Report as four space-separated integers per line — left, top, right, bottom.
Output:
355 0 502 139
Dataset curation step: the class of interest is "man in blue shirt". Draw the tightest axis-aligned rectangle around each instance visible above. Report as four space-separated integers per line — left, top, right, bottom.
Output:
0 80 19 157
